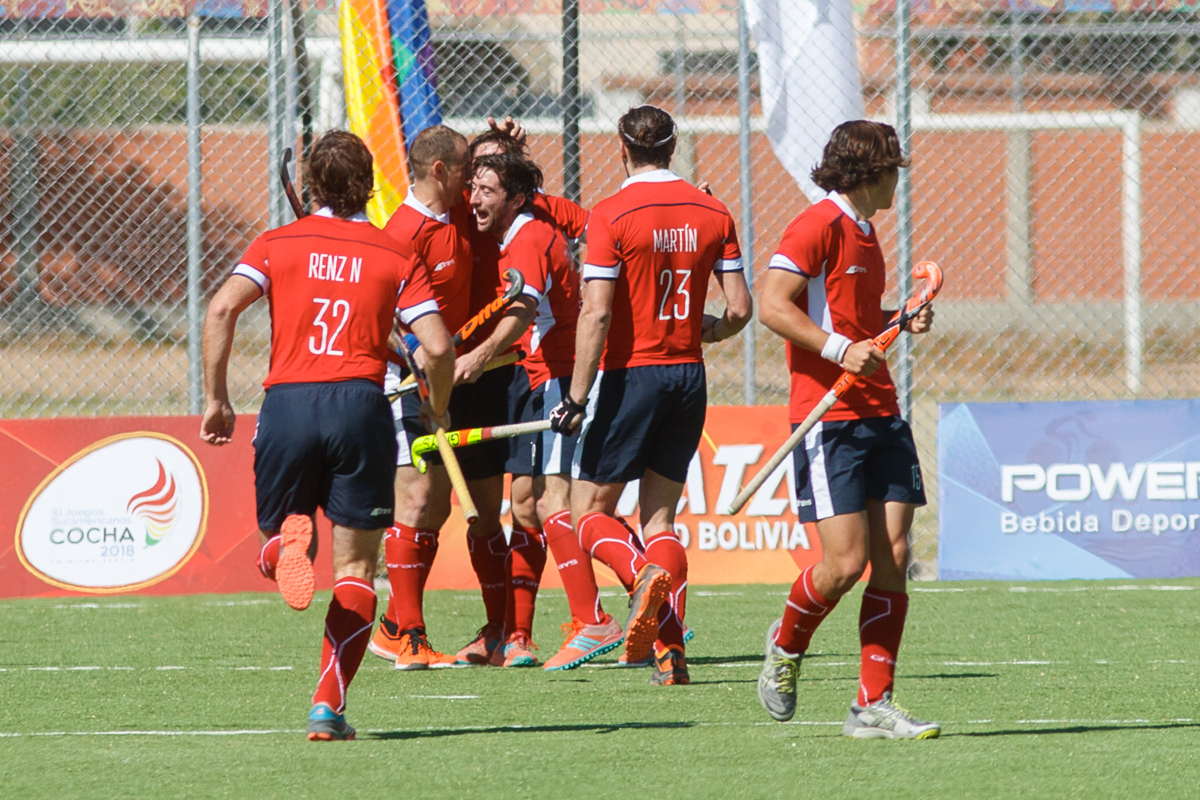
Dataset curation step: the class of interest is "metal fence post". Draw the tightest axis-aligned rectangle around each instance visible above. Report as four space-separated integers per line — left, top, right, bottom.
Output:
268 0 286 228
894 0 913 421
561 0 581 206
187 15 203 414
738 0 756 406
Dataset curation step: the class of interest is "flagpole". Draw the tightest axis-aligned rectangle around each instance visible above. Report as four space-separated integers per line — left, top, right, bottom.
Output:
738 0 756 406
894 0 913 421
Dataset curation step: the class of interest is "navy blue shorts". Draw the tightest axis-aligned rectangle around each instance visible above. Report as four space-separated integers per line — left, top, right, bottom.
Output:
508 371 576 477
443 363 516 481
792 415 926 523
254 379 397 532
572 363 706 485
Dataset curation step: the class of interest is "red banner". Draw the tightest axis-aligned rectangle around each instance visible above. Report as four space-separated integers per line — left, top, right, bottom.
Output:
0 407 816 598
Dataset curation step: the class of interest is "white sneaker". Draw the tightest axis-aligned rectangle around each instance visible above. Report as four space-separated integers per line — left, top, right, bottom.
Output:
757 619 801 722
843 692 941 739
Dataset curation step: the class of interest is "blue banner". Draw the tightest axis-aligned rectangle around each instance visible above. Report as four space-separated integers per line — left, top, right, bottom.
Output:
938 400 1200 581
387 0 443 145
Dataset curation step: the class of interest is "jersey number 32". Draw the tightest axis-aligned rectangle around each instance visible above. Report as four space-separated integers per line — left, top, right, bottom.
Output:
309 298 350 356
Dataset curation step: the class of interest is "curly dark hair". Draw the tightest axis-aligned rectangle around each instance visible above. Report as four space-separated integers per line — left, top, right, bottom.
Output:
473 153 538 214
618 105 676 169
305 130 374 218
811 120 911 194
469 128 528 161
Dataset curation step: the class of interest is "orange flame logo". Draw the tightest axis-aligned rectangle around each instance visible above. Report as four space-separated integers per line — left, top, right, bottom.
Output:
127 460 178 547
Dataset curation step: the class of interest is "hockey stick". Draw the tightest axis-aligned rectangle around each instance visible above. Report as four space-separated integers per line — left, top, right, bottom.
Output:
452 268 524 348
394 331 479 523
412 420 552 474
280 147 306 220
386 350 524 401
728 260 944 515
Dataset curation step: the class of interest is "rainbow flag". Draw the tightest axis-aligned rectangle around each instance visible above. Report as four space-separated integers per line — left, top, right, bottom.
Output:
339 0 411 227
387 0 444 143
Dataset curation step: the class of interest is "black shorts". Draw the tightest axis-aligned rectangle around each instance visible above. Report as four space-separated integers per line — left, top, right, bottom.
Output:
508 371 576 478
792 415 926 523
254 379 397 532
572 362 706 485
443 363 516 481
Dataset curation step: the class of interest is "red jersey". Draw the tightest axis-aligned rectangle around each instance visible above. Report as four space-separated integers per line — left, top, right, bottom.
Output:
233 209 438 388
497 213 580 388
382 191 473 334
583 170 741 370
469 191 588 345
769 194 899 422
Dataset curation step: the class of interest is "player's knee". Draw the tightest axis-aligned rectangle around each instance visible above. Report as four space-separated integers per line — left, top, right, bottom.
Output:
827 553 868 593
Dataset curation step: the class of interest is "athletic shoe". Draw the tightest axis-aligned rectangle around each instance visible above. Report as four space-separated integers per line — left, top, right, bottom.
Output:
277 515 315 611
649 644 690 686
498 631 539 667
842 692 941 740
455 622 504 666
543 615 624 671
394 628 456 671
307 703 355 742
618 627 693 667
367 616 401 663
623 564 672 664
757 618 801 722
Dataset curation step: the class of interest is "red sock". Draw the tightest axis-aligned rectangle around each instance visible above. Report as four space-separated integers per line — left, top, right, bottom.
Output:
776 566 838 655
544 510 603 625
505 526 547 637
645 531 687 648
383 525 439 632
312 577 377 714
468 529 510 628
577 512 646 591
858 587 908 705
257 535 281 580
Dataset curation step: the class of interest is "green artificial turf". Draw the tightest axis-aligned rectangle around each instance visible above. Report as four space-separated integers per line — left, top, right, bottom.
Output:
2 579 1199 799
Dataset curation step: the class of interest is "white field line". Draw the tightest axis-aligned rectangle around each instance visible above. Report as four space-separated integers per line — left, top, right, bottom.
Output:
408 695 479 700
1 717 1193 739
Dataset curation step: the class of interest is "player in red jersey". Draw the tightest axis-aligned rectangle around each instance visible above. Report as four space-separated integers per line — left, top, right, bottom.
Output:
199 131 454 740
753 121 939 739
551 106 752 685
361 125 474 670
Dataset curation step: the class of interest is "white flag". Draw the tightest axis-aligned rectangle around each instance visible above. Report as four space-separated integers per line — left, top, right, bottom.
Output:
748 0 865 204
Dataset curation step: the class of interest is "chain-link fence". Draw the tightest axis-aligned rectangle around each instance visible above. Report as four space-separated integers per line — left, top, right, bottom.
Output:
3 0 1197 575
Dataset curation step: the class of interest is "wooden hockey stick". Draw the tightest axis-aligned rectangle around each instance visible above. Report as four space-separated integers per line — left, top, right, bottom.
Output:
728 260 945 515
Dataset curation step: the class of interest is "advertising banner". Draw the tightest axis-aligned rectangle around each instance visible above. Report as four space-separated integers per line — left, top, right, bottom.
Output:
939 400 1200 581
0 407 818 598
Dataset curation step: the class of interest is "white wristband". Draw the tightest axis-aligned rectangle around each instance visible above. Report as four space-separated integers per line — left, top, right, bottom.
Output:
821 333 852 365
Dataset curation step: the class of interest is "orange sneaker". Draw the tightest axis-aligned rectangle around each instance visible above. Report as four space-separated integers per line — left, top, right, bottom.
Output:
456 622 504 666
277 515 315 611
623 564 672 664
650 643 690 686
544 615 625 671
394 628 456 671
367 617 401 662
497 631 539 667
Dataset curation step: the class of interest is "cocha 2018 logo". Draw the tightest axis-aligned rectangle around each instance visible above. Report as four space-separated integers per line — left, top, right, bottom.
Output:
16 433 208 593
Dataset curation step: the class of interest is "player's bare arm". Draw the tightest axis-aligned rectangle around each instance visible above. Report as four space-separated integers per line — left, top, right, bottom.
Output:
701 270 753 343
199 274 262 445
454 296 535 384
560 276 615 433
410 311 455 431
759 267 884 378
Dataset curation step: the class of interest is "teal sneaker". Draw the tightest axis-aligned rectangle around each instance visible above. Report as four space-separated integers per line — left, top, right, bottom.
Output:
307 704 356 741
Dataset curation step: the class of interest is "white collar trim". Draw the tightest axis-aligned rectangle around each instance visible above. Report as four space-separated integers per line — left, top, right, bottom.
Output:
315 207 370 223
621 169 683 190
402 189 450 225
501 212 535 250
828 193 872 236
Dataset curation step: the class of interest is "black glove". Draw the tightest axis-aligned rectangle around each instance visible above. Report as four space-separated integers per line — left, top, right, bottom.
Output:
549 395 587 435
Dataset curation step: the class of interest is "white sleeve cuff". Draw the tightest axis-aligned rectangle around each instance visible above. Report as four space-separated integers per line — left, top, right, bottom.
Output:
714 258 743 273
521 284 544 301
582 263 620 281
232 264 269 294
397 298 440 326
767 253 803 274
821 332 852 365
